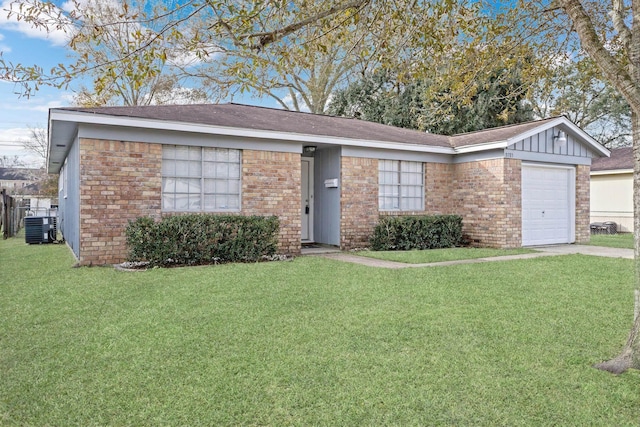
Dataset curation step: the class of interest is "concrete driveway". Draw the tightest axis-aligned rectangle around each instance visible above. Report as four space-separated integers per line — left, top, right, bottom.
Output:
533 245 633 259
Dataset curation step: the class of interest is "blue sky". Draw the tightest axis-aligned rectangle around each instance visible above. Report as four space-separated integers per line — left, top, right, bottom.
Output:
0 0 75 167
0 0 280 168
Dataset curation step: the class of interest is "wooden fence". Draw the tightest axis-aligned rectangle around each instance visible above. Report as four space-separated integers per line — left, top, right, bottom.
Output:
1 189 28 239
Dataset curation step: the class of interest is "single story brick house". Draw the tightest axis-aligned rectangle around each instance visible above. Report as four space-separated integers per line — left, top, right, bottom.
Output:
590 147 633 232
47 103 609 265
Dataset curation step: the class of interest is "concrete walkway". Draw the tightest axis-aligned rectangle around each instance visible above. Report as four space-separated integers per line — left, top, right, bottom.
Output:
316 245 633 269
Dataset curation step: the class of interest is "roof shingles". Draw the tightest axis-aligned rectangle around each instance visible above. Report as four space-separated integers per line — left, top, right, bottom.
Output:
591 147 632 171
59 103 454 147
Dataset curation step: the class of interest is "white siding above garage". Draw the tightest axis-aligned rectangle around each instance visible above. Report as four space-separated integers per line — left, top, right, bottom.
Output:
521 164 576 246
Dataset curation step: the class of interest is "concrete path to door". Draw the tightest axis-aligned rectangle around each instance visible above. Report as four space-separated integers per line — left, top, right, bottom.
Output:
314 245 634 269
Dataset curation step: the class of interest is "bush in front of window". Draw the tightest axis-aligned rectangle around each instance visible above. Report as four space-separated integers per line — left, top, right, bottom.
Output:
125 214 279 267
370 215 463 251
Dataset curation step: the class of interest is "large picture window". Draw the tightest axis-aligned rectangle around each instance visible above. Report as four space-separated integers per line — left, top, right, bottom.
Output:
162 145 241 212
378 160 424 211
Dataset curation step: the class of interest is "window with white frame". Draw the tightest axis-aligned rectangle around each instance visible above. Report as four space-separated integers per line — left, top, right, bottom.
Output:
61 159 68 199
378 160 424 211
162 145 241 212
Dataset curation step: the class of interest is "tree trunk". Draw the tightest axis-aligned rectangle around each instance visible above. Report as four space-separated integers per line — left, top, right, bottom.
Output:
557 0 640 375
594 112 640 374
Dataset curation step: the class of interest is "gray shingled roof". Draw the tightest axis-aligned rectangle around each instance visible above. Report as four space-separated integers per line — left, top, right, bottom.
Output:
591 147 632 171
449 117 560 148
60 103 566 149
58 103 453 147
52 104 601 156
0 167 34 180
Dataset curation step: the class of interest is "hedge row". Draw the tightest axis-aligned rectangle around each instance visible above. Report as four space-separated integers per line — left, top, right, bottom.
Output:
125 214 279 267
370 215 463 251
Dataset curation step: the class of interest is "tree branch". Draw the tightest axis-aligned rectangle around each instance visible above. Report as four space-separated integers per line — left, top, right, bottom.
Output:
557 0 640 114
245 0 369 51
609 0 632 51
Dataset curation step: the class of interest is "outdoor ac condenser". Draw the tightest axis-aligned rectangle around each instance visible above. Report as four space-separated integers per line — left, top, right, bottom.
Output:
24 216 57 244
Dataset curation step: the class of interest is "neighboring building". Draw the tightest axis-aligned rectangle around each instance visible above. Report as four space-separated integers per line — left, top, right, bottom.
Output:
47 104 609 266
590 147 633 232
24 196 57 217
0 167 37 194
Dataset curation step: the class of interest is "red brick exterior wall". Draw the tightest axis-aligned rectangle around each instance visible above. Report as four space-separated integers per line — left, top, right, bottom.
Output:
242 150 301 255
452 158 522 248
340 158 457 250
75 136 590 263
425 162 455 214
340 157 379 249
76 141 300 265
78 139 162 266
575 164 590 243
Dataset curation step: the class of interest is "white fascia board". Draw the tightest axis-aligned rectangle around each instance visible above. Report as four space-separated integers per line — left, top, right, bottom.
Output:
552 117 610 157
453 140 509 154
451 118 568 154
452 117 611 157
49 109 456 155
590 169 633 176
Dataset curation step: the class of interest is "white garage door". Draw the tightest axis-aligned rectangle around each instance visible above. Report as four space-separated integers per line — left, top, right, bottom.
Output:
521 165 575 246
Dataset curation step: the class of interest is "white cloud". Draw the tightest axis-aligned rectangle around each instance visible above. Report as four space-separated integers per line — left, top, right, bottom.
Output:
0 32 10 52
0 127 44 167
282 93 310 113
0 0 70 47
0 91 71 114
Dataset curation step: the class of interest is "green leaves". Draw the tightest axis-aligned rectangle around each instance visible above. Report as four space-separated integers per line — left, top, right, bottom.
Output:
125 214 280 267
370 215 463 251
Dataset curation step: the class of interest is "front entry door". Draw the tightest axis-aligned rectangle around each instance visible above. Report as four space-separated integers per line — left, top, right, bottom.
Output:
301 158 314 242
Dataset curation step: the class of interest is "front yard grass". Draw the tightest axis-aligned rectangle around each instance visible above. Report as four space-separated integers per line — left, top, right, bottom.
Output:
357 247 536 263
1 237 639 425
588 233 634 249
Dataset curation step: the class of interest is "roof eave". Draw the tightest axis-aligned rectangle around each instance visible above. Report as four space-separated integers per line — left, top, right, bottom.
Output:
47 109 457 157
591 168 633 175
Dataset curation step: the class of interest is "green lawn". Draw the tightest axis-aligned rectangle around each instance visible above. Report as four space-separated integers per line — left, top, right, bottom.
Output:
1 237 639 425
357 247 536 264
588 233 634 249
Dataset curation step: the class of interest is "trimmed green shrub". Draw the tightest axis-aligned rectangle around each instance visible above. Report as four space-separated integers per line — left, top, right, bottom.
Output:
126 214 279 267
370 215 463 251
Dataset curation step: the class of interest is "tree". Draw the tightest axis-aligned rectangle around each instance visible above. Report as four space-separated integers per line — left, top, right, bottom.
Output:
21 126 58 197
551 0 640 374
1 0 532 112
21 126 47 160
193 16 368 113
533 56 631 148
0 155 24 168
328 64 534 135
72 0 214 106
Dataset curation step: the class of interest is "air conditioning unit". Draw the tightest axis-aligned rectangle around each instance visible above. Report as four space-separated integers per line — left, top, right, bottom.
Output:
25 216 57 244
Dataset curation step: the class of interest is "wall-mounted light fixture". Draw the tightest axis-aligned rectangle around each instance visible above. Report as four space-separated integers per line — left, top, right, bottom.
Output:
553 130 567 148
303 145 317 154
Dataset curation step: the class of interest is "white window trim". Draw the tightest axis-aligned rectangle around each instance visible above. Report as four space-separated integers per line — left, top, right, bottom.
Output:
378 160 424 212
161 146 242 213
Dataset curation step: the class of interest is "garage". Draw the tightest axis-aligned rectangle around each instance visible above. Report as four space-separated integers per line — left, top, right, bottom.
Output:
521 164 575 246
